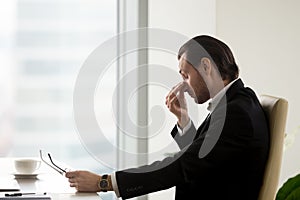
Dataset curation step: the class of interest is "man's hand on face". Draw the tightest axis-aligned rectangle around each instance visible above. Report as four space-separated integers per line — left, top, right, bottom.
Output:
165 81 190 128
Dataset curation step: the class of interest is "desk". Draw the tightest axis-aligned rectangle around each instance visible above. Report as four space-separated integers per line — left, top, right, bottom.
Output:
0 158 102 200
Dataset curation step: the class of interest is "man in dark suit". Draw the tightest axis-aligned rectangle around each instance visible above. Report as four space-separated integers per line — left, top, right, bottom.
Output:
66 35 269 200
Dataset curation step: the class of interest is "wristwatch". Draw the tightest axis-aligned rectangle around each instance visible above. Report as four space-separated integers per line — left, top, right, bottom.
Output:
99 174 109 192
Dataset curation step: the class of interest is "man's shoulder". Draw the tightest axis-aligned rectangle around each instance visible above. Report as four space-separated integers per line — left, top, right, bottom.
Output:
225 79 258 101
226 86 262 116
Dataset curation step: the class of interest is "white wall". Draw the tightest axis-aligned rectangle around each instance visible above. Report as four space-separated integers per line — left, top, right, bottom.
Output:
216 0 300 187
146 0 300 199
148 0 216 199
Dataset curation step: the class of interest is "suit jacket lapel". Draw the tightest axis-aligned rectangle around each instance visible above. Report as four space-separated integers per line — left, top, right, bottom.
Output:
194 114 211 140
194 79 245 140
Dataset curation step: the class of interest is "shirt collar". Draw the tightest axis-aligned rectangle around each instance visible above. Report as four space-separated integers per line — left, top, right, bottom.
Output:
207 78 239 112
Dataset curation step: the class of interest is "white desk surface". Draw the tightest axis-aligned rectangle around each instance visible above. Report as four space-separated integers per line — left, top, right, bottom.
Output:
0 158 103 200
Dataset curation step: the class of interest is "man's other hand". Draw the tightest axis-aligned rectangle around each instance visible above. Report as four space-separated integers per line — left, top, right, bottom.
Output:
65 170 101 192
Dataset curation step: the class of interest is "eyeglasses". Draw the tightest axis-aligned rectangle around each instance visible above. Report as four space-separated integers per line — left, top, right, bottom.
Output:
39 150 67 175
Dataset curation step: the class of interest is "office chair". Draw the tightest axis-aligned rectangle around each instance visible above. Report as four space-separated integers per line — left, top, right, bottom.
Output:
258 95 288 200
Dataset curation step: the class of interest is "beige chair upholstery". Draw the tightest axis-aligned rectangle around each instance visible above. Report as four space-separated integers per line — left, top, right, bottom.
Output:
258 95 288 200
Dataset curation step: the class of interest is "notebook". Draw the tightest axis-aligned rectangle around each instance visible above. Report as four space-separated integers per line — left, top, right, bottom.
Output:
0 179 20 192
0 194 51 200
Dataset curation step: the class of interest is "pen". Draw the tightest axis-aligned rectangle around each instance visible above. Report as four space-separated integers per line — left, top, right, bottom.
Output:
5 192 47 197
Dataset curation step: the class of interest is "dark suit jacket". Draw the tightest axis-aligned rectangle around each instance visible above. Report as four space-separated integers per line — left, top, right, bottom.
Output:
116 79 269 200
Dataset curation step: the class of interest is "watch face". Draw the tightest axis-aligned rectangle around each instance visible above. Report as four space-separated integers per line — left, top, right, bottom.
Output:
100 180 108 188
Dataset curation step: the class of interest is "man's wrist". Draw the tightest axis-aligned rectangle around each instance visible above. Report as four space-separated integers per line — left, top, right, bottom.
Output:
176 119 192 136
177 116 190 129
107 175 113 191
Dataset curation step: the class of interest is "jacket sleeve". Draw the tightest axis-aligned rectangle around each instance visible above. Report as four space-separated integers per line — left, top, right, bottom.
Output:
115 104 256 199
116 94 267 199
170 121 197 150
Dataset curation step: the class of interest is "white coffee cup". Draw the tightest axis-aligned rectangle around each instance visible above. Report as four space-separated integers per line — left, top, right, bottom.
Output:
14 158 41 174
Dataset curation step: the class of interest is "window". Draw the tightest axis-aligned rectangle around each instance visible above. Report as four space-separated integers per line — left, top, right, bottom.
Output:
0 0 116 193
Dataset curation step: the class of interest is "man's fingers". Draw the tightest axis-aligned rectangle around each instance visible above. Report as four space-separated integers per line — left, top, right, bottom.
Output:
173 81 188 95
65 171 75 178
168 95 183 107
166 82 184 99
169 95 178 104
170 84 182 96
70 182 77 187
68 177 76 183
166 82 188 105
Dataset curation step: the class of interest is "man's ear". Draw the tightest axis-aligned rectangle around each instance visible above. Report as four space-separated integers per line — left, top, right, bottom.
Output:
200 57 212 75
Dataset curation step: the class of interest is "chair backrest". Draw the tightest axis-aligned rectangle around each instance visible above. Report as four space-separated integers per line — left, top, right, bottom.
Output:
258 95 288 200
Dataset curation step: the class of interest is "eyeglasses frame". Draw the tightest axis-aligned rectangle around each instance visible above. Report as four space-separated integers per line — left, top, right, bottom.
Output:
39 150 67 175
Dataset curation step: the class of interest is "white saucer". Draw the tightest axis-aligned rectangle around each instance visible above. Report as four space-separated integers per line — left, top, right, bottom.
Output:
12 172 39 179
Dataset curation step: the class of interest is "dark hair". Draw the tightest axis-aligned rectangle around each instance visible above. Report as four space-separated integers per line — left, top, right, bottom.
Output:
178 35 239 81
